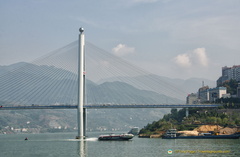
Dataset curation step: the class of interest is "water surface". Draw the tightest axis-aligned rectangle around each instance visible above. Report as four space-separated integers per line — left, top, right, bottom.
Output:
0 132 239 157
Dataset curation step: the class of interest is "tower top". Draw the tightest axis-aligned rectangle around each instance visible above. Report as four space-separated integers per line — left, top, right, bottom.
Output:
79 27 84 33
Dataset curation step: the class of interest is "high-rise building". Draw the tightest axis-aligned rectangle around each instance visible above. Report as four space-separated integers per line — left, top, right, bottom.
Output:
217 65 240 86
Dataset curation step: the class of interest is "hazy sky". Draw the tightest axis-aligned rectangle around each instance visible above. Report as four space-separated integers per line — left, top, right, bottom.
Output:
1 0 240 80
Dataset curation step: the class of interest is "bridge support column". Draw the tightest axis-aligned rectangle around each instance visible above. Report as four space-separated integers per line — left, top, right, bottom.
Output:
83 108 87 136
186 107 189 117
76 27 85 140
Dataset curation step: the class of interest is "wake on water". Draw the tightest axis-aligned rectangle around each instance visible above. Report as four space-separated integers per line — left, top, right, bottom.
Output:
65 137 98 142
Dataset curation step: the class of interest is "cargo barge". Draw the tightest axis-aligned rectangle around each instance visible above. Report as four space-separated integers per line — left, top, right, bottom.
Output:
162 129 240 139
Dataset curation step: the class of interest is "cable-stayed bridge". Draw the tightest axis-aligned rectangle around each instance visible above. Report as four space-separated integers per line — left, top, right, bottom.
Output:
0 40 218 107
0 41 220 108
0 29 220 138
0 104 220 110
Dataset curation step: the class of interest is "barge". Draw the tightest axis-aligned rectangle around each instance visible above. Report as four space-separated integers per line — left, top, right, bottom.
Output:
162 129 240 139
98 133 134 141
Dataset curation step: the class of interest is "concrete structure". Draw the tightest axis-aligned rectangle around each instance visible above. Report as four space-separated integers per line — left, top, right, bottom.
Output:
237 83 240 98
198 86 209 103
76 27 86 139
186 93 199 104
198 86 227 103
0 104 222 110
185 107 189 117
208 87 227 102
217 65 240 86
222 93 231 99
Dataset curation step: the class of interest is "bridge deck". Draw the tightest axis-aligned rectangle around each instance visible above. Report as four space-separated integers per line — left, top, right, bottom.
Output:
0 104 221 110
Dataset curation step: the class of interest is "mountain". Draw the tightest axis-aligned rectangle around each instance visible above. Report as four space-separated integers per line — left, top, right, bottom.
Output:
0 62 78 105
0 62 27 75
87 81 181 104
0 62 182 105
98 75 216 100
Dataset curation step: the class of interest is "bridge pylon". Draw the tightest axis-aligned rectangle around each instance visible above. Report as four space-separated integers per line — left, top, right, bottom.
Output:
76 27 86 139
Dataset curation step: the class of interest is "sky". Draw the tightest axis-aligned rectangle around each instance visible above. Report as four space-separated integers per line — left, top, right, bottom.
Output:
1 0 240 81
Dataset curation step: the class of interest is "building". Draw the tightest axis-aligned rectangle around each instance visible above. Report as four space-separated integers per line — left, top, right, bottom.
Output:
208 87 227 102
198 86 209 103
186 93 199 104
222 93 231 99
198 86 227 103
217 65 240 86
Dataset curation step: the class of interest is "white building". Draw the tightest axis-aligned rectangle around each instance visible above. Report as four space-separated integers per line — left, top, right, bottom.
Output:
208 87 227 102
198 86 227 103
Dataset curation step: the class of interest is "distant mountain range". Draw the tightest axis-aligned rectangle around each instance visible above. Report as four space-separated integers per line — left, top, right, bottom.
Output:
0 62 215 132
98 75 216 100
0 62 184 105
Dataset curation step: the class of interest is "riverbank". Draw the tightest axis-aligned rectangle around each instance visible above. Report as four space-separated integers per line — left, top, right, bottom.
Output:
139 125 240 138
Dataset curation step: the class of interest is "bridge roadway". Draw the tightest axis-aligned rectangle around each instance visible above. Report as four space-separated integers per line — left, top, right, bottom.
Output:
0 104 221 110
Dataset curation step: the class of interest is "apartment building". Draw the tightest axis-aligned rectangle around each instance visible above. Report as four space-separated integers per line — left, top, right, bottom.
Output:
217 65 240 86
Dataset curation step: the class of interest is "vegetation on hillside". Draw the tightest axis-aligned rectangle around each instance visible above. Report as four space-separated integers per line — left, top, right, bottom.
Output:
139 104 240 135
140 79 240 135
217 79 239 95
215 79 240 104
0 110 78 134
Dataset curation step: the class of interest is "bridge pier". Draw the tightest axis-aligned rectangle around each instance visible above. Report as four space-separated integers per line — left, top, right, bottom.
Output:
185 107 189 117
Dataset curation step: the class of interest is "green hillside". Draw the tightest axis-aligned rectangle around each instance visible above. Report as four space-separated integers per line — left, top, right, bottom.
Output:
139 103 240 135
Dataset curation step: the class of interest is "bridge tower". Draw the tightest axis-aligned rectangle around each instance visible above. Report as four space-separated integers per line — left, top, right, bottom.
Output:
76 27 86 139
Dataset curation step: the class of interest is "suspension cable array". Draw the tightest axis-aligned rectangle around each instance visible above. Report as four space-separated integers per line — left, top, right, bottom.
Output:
0 41 187 106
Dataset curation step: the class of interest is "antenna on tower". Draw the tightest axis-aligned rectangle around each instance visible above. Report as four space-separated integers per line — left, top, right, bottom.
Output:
202 81 204 87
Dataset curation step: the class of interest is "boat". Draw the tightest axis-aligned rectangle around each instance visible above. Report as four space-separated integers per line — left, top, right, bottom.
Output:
162 129 240 139
98 133 134 141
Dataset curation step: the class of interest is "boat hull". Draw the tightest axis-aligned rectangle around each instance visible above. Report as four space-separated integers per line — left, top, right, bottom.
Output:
98 134 134 141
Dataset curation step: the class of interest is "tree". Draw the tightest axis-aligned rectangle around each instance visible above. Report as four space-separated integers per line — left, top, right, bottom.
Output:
221 79 239 95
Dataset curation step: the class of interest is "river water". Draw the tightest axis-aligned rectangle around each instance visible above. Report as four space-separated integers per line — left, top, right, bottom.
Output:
0 132 239 157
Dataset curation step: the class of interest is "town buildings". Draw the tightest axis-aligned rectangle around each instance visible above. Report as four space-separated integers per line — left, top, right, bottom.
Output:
187 65 240 104
186 86 227 104
217 65 240 86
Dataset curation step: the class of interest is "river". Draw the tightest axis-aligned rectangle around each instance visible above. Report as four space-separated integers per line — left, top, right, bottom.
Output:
0 132 239 157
